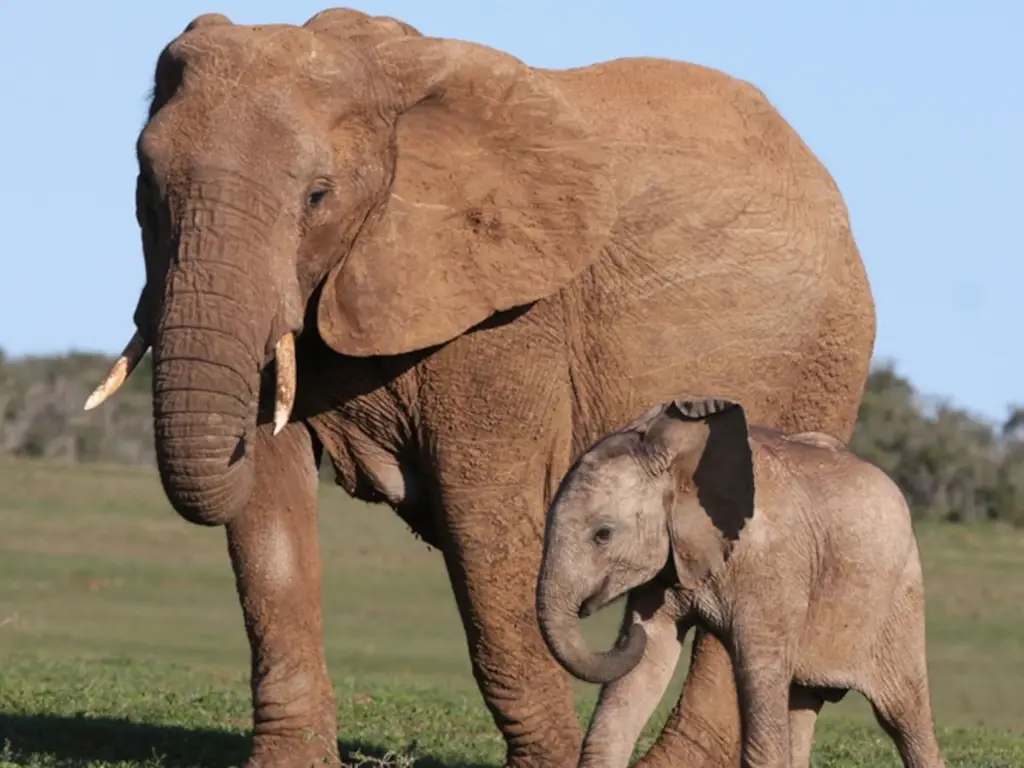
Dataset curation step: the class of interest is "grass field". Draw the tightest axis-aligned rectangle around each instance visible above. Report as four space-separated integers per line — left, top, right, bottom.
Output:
1 457 1023 767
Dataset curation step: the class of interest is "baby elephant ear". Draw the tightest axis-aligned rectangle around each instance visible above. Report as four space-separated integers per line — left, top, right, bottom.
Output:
674 396 754 540
623 394 740 436
669 397 743 421
638 396 747 459
623 402 673 434
661 395 755 590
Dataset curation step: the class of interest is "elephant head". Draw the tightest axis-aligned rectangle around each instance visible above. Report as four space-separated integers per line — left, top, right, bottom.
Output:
535 397 756 684
84 9 616 525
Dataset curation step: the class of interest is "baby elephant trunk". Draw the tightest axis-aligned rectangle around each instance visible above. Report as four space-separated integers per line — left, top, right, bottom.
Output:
536 580 648 685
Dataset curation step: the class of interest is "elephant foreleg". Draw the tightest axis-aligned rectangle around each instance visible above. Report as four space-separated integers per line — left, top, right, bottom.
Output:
634 629 742 767
579 583 685 768
225 422 339 767
434 453 583 767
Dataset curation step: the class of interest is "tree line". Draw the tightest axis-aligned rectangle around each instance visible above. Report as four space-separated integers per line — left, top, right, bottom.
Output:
848 362 1024 526
2 349 1021 526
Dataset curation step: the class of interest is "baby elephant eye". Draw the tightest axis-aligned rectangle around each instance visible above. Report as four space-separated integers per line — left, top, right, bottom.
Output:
593 525 613 545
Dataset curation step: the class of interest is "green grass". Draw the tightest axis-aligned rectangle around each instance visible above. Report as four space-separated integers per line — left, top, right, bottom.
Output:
1 457 1022 766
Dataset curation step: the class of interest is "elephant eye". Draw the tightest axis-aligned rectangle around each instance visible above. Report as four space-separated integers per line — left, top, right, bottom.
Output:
307 188 328 208
593 525 613 545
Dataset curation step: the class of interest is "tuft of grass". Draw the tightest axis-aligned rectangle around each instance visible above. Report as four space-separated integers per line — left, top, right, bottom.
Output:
2 457 1023 766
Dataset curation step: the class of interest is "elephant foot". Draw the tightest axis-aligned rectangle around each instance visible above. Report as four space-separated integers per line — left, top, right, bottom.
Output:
245 727 341 768
502 743 581 768
503 758 577 768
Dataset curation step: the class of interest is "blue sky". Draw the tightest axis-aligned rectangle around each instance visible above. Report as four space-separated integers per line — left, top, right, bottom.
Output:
1 2 1019 421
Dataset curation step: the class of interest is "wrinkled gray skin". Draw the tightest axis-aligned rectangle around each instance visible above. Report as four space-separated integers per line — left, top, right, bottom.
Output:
537 398 946 768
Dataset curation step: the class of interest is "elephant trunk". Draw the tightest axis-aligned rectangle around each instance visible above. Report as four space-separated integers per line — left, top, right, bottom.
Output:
151 236 271 526
536 563 648 685
83 174 302 525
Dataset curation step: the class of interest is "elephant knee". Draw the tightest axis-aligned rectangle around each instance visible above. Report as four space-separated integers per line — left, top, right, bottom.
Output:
171 502 239 527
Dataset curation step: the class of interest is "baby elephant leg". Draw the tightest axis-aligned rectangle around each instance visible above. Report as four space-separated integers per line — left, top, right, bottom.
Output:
866 642 945 766
731 629 794 767
864 574 946 767
788 686 825 768
579 583 684 768
867 664 945 767
737 674 793 767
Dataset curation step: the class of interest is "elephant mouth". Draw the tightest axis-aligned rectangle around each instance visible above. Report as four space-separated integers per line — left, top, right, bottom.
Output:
578 575 623 619
85 329 299 439
578 595 599 619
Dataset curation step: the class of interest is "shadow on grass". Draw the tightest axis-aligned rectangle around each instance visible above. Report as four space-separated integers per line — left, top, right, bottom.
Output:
0 713 492 768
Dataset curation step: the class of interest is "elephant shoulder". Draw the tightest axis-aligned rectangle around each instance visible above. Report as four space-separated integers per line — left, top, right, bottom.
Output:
547 56 806 160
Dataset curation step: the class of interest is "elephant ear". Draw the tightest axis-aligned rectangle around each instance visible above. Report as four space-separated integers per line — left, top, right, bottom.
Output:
316 36 617 357
644 397 756 590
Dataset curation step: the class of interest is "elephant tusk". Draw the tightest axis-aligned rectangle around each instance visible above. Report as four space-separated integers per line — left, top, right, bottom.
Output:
272 332 297 436
83 331 150 411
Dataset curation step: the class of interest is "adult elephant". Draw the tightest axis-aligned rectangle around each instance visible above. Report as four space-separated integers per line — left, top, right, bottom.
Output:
87 8 875 767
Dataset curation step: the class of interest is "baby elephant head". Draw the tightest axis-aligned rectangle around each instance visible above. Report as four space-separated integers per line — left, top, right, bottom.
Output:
535 397 755 684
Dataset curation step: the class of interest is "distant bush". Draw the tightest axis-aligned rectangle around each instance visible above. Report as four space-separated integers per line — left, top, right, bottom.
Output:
1 349 1021 526
0 350 155 467
850 361 1024 527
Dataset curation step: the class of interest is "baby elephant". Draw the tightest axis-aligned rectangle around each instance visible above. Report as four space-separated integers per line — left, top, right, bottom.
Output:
536 397 945 768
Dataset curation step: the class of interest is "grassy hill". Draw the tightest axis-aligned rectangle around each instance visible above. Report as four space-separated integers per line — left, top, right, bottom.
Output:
1 457 1022 766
